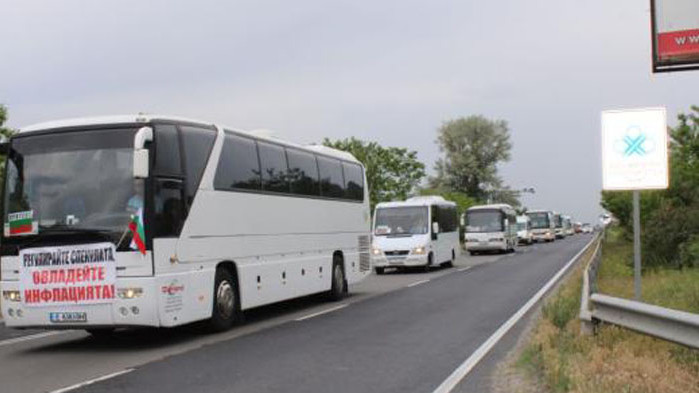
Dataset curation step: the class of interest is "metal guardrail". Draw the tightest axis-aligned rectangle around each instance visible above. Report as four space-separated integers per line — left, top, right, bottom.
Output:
579 233 699 349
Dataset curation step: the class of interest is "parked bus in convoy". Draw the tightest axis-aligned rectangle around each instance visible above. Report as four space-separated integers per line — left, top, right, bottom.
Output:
515 215 533 245
563 215 574 236
371 196 459 274
464 204 517 255
526 210 556 242
553 212 565 239
0 115 371 334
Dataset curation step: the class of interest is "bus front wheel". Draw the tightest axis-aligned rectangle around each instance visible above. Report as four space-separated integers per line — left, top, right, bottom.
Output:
328 256 346 301
209 267 238 332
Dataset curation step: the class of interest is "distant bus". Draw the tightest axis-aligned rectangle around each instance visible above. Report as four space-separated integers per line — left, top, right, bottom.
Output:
371 196 459 274
464 204 517 255
515 215 533 245
0 115 371 334
553 212 565 239
563 215 574 236
526 210 556 242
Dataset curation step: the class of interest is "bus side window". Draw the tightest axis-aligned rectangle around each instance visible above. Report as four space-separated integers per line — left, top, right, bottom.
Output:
153 125 182 177
431 206 440 240
153 178 185 238
214 133 261 191
342 162 364 201
286 148 320 196
258 141 290 193
318 156 345 198
180 126 217 205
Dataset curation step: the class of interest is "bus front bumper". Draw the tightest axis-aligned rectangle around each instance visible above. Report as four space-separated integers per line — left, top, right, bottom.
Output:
465 240 506 251
372 254 429 268
532 232 555 242
0 277 161 329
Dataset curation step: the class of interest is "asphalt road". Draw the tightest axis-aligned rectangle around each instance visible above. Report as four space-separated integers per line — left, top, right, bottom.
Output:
0 235 593 393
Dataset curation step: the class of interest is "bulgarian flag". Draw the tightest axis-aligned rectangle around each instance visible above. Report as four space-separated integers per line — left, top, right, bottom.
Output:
9 211 34 235
129 208 147 255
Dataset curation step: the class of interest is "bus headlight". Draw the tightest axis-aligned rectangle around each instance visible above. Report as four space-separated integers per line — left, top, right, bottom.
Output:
117 287 143 300
412 246 426 255
2 290 21 302
371 248 382 256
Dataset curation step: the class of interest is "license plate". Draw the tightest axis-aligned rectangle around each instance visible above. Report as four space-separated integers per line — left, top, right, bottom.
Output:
49 312 87 324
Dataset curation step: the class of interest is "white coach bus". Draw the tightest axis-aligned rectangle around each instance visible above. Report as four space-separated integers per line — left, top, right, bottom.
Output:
0 115 371 334
464 204 517 255
371 196 459 274
526 210 556 243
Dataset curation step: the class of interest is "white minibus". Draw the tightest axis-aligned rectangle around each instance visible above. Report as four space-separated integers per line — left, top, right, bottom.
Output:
563 215 574 236
516 215 533 245
0 115 371 334
553 212 565 239
371 196 459 274
526 210 556 242
464 204 517 254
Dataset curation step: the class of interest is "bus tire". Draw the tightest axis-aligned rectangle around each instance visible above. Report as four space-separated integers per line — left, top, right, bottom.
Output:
209 267 238 332
444 250 455 268
375 267 385 275
328 256 346 301
424 253 433 272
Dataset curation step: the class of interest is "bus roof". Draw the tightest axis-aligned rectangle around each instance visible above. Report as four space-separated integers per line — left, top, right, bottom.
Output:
375 196 456 209
467 203 515 213
18 114 360 163
526 209 553 214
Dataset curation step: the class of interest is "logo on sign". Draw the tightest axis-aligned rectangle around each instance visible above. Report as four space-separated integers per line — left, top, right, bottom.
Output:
615 126 656 158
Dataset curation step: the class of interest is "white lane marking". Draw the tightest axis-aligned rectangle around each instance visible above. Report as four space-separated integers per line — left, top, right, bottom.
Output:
407 279 430 288
432 237 598 393
0 331 67 347
50 369 135 393
457 267 472 272
295 304 348 321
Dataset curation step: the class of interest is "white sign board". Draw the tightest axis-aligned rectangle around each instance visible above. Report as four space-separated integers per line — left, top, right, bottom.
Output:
602 108 668 190
20 242 117 307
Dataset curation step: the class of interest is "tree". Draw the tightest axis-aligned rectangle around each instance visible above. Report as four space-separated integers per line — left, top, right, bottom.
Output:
0 104 16 139
0 104 17 174
430 116 514 203
323 137 425 210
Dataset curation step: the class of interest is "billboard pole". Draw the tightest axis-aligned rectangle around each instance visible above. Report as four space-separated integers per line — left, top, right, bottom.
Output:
633 190 642 300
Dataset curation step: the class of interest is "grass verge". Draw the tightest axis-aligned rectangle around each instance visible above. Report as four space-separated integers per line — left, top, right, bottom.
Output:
511 230 699 393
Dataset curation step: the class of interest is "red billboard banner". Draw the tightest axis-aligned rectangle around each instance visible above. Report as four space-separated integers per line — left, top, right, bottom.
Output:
652 0 699 72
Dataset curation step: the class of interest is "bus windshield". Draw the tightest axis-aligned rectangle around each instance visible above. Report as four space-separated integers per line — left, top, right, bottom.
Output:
2 128 138 241
374 206 428 236
466 210 503 233
528 212 550 229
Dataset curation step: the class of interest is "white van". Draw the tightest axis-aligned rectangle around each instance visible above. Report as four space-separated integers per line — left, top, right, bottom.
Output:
563 215 574 236
516 215 533 245
464 204 517 255
526 210 556 242
553 212 565 239
372 196 460 274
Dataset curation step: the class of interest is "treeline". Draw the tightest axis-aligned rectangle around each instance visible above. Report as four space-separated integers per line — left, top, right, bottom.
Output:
602 106 699 269
325 115 520 219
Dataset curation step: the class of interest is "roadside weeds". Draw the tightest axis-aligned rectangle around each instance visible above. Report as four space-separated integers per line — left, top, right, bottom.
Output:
493 232 699 393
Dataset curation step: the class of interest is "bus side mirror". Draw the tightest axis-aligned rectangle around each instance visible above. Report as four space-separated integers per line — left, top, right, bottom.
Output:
432 222 440 235
133 126 153 179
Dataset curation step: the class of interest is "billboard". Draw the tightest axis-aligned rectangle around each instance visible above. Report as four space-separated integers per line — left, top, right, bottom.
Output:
652 0 699 72
601 108 668 190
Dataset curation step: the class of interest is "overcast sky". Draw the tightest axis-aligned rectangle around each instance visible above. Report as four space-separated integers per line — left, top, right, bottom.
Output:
1 0 697 223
